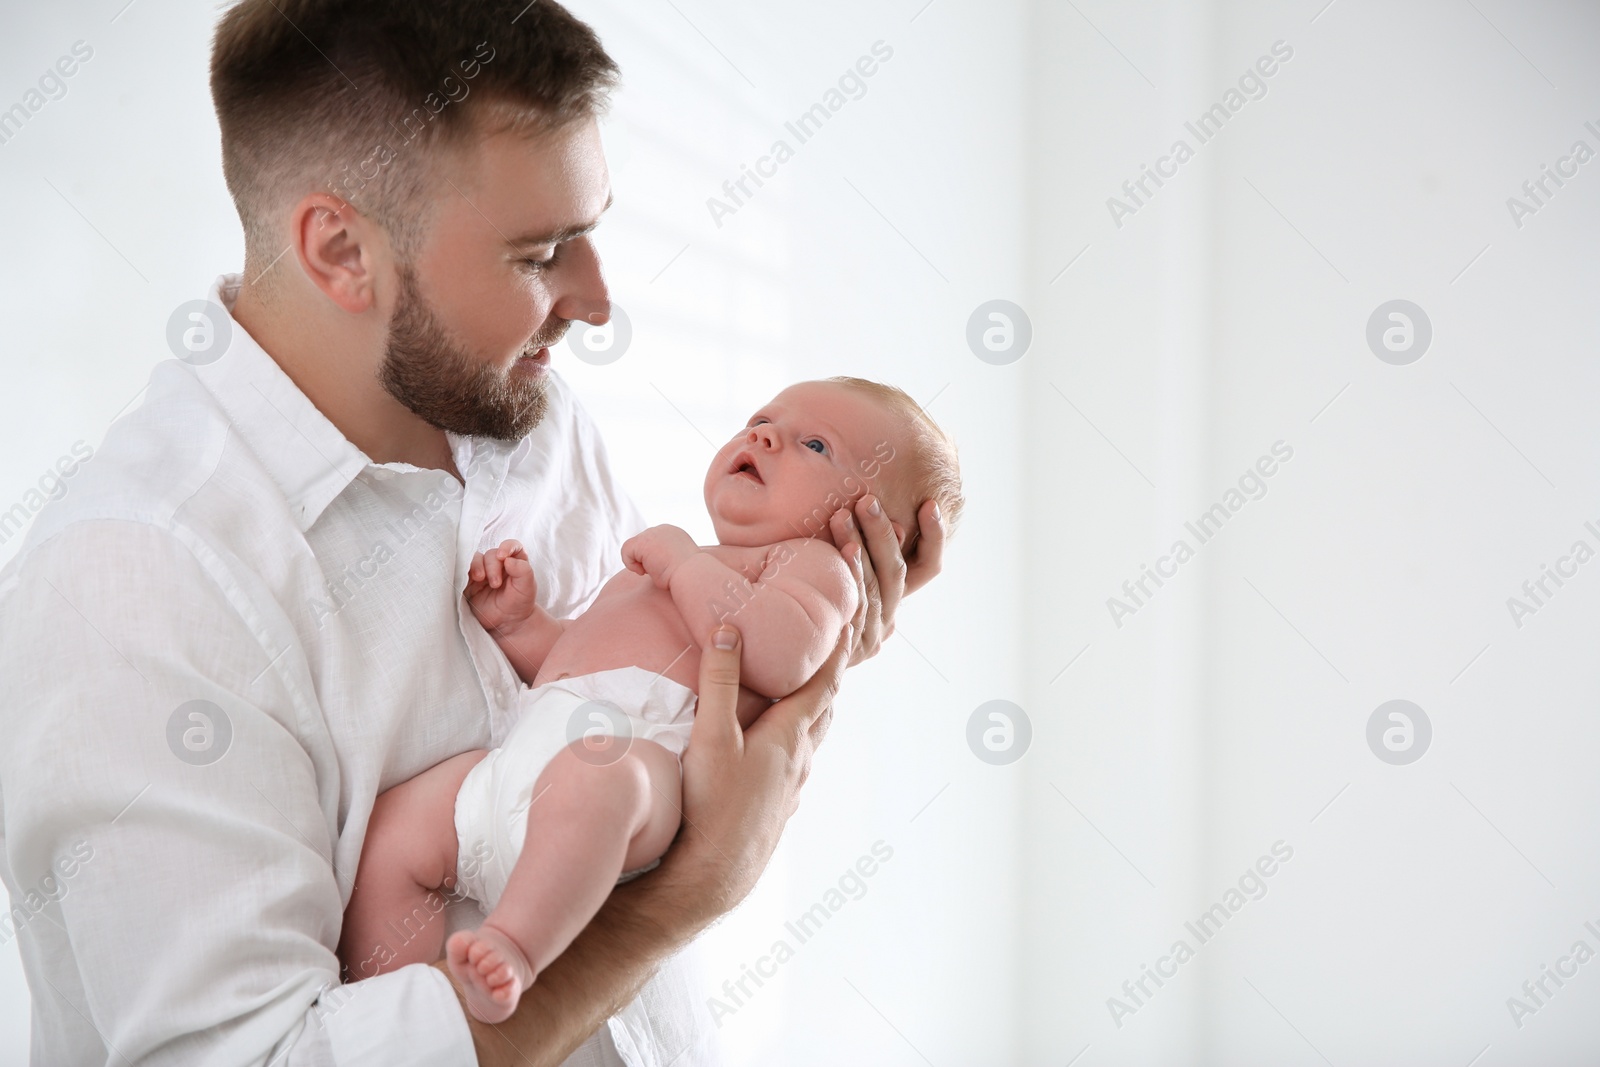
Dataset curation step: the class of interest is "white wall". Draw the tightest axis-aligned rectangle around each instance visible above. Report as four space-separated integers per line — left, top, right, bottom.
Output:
1020 0 1600 1064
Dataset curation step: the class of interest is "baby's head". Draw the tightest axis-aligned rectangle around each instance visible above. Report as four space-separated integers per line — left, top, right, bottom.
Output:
703 377 963 563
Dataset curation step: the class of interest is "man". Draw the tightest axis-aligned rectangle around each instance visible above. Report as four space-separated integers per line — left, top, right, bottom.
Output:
0 1 943 1064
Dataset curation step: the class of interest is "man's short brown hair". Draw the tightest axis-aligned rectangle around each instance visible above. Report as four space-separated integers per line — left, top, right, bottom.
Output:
210 0 618 284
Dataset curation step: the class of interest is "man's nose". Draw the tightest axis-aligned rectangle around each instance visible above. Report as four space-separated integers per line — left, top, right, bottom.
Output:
550 236 609 329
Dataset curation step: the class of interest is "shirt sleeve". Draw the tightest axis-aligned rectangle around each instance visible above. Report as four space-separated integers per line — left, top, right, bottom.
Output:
0 521 475 1067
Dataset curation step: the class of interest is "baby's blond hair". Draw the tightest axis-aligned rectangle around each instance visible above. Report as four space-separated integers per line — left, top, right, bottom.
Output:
824 376 964 554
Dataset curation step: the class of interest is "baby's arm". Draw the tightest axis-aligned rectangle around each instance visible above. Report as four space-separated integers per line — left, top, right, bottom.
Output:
466 540 569 684
623 526 857 697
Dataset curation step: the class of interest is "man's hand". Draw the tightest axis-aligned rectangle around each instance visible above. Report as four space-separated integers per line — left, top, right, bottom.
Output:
656 608 859 921
829 495 945 666
466 539 539 634
621 524 700 588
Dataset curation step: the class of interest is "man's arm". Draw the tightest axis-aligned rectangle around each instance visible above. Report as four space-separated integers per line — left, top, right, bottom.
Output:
441 615 856 1066
0 522 476 1066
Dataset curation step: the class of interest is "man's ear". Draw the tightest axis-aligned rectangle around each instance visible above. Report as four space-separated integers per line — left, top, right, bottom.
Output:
291 192 386 314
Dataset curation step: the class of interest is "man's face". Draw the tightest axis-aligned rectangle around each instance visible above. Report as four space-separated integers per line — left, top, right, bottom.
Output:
380 115 612 441
704 382 911 548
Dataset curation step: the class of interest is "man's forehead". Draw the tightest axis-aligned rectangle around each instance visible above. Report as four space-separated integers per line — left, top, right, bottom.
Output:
448 117 611 242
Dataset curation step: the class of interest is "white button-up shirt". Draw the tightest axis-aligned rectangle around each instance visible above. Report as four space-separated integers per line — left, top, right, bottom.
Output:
0 275 721 1066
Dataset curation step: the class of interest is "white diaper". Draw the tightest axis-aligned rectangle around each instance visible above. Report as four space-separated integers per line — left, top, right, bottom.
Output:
452 665 698 910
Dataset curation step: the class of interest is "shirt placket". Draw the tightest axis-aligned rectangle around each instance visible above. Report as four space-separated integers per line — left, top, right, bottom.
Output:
451 437 527 746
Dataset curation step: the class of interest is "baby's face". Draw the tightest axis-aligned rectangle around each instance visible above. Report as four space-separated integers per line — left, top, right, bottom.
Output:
704 382 909 549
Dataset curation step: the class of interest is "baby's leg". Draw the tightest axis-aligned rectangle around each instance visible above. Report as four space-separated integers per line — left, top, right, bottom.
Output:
339 750 488 982
446 737 682 1023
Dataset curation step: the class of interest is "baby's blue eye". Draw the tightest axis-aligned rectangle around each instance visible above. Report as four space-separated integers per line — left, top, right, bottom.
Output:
804 439 828 455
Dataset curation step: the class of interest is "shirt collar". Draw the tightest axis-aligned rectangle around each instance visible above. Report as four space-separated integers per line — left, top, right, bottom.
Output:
192 273 374 532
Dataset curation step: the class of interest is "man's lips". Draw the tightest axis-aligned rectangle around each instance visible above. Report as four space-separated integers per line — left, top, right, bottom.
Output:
514 346 551 373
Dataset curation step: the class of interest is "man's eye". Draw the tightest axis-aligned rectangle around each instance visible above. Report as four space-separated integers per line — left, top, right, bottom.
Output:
804 439 828 455
520 248 559 272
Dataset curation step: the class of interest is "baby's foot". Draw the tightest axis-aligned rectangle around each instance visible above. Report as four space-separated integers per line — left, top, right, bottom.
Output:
446 924 536 1024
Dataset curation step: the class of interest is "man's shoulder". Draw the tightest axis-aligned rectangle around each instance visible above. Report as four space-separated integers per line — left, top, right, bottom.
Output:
3 361 240 572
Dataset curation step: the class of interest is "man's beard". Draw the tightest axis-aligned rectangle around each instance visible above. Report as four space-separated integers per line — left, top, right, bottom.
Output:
379 263 565 441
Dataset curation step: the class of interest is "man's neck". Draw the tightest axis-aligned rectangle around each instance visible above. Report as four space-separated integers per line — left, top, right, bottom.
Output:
232 283 460 476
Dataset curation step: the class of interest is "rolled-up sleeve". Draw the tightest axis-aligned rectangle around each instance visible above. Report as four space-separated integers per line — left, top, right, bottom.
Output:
0 521 475 1066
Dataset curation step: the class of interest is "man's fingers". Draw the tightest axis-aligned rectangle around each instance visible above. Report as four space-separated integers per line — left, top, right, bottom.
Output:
807 700 835 750
690 626 744 754
904 499 946 596
854 495 903 598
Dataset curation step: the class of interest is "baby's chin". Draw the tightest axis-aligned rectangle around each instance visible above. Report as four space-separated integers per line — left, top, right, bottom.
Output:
708 513 836 548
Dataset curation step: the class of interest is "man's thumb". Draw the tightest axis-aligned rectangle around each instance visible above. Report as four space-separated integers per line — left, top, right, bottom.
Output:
693 625 743 749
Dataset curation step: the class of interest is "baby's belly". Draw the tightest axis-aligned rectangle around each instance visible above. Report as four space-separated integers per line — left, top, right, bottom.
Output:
537 596 696 691
533 574 770 727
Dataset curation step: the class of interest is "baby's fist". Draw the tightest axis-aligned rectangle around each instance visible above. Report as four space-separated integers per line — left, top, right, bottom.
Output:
467 539 539 633
621 525 699 588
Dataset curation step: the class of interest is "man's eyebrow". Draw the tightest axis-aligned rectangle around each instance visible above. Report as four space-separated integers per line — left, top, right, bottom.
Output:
506 191 614 247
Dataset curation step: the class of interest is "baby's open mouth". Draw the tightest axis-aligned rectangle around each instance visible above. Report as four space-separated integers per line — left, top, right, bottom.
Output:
731 452 763 484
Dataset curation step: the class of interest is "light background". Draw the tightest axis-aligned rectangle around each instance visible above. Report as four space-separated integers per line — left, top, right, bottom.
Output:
1 0 1596 1064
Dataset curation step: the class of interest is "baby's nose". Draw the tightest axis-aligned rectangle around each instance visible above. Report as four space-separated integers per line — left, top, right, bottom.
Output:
748 425 779 449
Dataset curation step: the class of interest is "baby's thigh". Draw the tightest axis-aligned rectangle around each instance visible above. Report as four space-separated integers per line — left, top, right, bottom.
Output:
535 737 682 866
625 738 684 865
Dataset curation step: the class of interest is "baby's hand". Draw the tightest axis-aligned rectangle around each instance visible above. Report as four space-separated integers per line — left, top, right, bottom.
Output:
467 539 539 634
621 524 699 589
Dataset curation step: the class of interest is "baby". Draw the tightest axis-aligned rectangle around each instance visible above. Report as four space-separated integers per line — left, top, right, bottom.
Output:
338 377 962 1023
